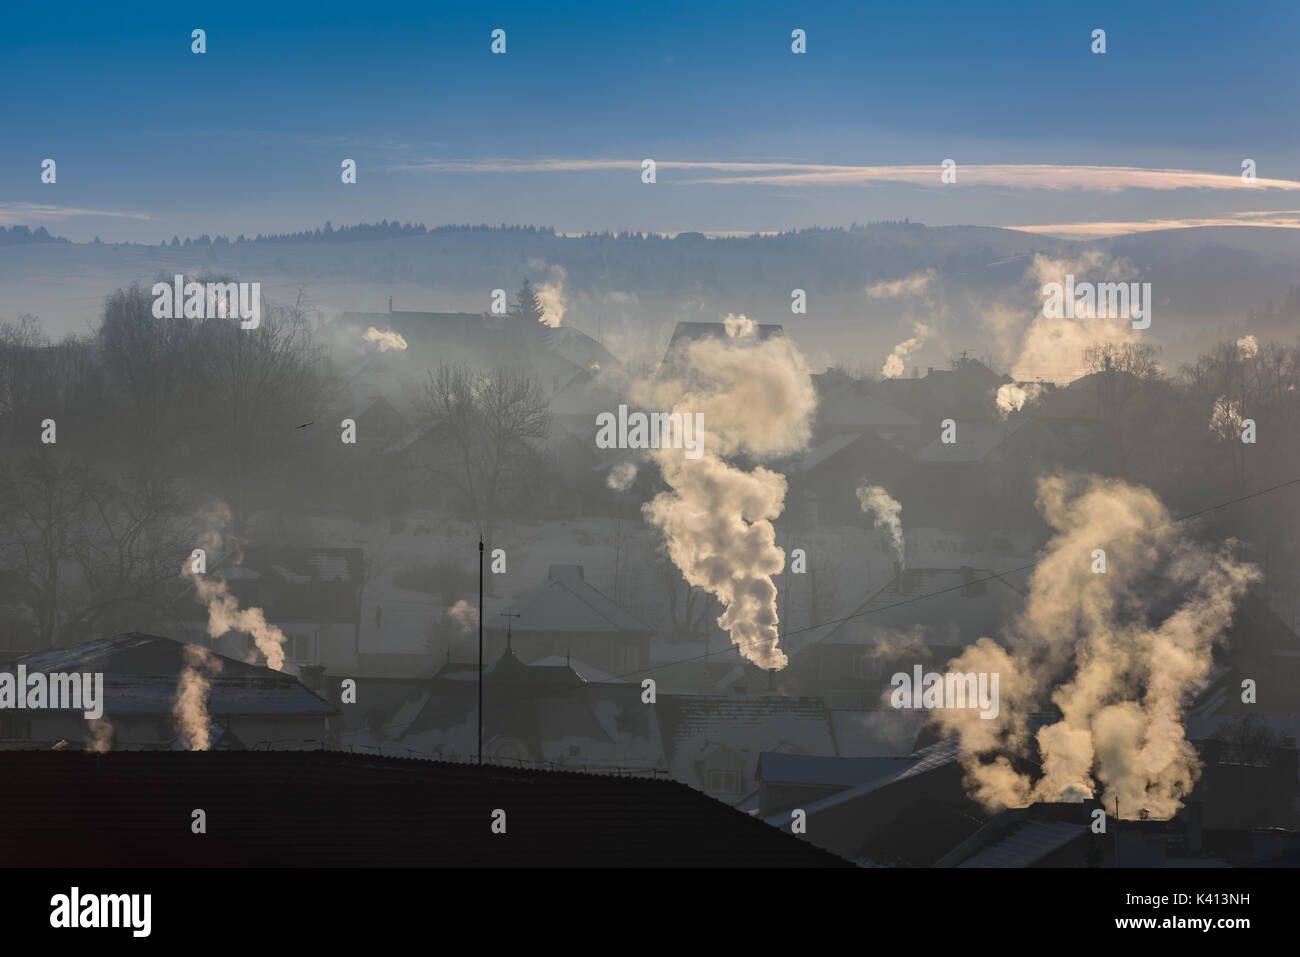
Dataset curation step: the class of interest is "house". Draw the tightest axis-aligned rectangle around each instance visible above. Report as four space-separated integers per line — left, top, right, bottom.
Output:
391 646 665 771
486 564 654 675
163 547 365 672
654 693 837 805
760 737 983 864
657 320 785 379
871 356 1009 425
0 632 338 750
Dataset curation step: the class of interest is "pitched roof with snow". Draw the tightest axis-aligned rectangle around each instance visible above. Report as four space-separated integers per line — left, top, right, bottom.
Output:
491 565 652 636
5 633 337 717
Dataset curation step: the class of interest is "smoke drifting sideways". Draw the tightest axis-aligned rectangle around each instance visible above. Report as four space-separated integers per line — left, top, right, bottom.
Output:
926 474 1257 819
636 315 817 669
856 483 905 567
182 506 292 673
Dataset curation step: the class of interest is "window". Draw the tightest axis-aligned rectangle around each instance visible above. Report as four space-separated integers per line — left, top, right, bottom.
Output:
708 769 740 793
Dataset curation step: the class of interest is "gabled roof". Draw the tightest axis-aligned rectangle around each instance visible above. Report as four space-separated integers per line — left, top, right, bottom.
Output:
4 633 337 717
955 818 1088 868
490 565 652 636
818 385 918 432
916 418 1030 463
657 694 836 766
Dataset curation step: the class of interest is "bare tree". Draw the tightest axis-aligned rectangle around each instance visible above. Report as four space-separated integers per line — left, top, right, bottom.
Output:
190 296 331 532
98 283 198 462
413 362 550 552
0 456 193 647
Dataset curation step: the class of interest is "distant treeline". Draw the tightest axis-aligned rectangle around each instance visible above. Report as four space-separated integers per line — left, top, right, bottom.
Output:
158 221 558 247
0 225 70 245
1 219 924 247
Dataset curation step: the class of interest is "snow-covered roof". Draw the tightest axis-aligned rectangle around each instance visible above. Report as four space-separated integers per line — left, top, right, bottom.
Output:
491 565 652 636
5 633 337 717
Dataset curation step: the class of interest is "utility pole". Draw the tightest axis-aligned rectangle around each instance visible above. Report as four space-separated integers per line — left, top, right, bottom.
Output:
478 537 484 765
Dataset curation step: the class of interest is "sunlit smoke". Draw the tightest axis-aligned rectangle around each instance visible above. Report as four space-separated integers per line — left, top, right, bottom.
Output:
1209 396 1244 441
881 322 931 378
363 326 409 352
927 474 1257 819
530 261 568 328
856 483 905 567
637 317 817 669
606 460 638 490
173 643 223 751
84 717 114 753
995 382 1046 417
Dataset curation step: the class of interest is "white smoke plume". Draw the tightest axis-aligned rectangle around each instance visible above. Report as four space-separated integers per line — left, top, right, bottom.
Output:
982 250 1143 384
927 474 1257 819
191 574 289 672
881 322 932 378
606 460 638 491
723 312 756 338
447 599 479 633
182 510 290 673
867 269 936 299
1236 334 1259 358
995 382 1047 418
362 326 408 352
856 483 905 567
84 717 114 754
529 260 568 328
1209 396 1244 441
638 315 817 669
173 643 223 751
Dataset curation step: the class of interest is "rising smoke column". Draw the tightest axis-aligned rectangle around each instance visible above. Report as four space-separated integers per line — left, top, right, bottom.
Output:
639 316 817 669
84 717 114 754
191 574 290 672
881 322 931 379
184 506 290 672
173 643 223 750
926 474 1257 819
856 483 905 567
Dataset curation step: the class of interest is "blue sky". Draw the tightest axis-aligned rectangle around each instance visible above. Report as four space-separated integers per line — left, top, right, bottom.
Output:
3 0 1297 241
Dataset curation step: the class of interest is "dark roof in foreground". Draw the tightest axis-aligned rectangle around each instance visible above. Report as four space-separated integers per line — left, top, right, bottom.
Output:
0 751 850 867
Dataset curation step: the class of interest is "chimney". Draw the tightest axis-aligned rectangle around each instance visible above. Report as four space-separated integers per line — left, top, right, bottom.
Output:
299 664 325 692
893 561 905 593
388 296 393 313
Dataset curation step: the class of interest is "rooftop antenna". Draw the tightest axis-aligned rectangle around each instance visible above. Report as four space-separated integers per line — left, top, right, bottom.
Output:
500 610 521 650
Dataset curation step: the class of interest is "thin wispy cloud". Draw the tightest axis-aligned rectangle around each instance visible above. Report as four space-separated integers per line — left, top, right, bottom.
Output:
1005 209 1300 238
0 202 152 225
390 159 1300 193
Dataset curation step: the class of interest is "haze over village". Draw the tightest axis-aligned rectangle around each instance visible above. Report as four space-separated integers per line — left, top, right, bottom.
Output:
2 0 1298 871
